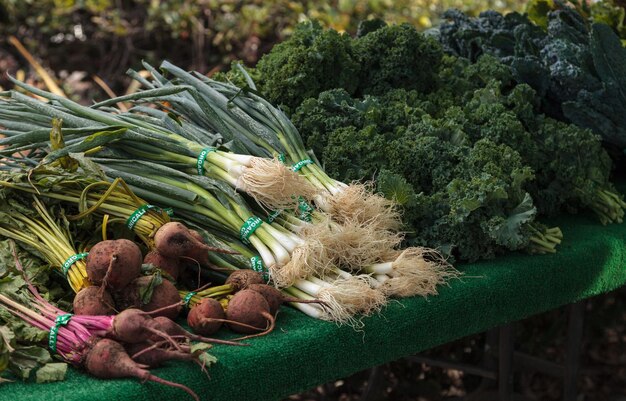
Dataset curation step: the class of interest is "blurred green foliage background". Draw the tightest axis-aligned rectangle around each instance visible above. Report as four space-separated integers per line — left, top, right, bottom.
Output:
0 0 520 90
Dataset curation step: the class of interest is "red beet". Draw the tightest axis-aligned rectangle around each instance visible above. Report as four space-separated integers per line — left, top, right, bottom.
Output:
84 338 199 401
225 270 264 291
247 283 324 316
155 222 235 259
73 286 115 315
125 342 195 367
152 316 245 347
187 298 225 336
144 250 181 281
116 276 182 320
109 309 174 345
86 239 142 290
226 289 275 336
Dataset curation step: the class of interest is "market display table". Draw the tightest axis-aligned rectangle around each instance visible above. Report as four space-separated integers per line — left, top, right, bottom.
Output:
2 210 625 401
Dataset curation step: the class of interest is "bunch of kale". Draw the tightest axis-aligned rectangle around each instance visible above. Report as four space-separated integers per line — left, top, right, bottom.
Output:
437 5 626 153
225 21 624 261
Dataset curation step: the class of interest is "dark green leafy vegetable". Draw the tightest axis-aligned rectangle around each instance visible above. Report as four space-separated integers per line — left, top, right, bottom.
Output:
254 21 361 112
0 241 67 383
437 6 626 152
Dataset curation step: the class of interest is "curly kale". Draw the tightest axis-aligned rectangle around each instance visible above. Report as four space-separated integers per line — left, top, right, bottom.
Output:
290 50 625 259
353 23 443 95
463 76 622 222
376 137 539 261
255 21 361 111
253 21 443 111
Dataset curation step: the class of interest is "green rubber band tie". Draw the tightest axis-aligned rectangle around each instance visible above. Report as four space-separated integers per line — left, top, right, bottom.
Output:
239 216 263 245
297 197 313 222
277 153 286 164
250 256 269 281
266 209 282 224
61 253 89 277
292 159 313 172
183 292 197 308
48 314 72 354
196 147 217 175
126 204 174 230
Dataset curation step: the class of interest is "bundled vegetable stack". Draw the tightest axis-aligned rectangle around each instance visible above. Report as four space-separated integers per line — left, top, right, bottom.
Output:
0 150 334 389
218 20 625 261
0 234 235 397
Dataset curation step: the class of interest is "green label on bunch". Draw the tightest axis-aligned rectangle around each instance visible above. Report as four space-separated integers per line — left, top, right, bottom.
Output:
61 253 89 277
126 204 174 230
297 197 313 222
292 159 313 172
266 209 282 224
277 153 286 164
239 216 263 244
250 256 269 281
48 314 72 354
196 147 217 175
183 292 197 308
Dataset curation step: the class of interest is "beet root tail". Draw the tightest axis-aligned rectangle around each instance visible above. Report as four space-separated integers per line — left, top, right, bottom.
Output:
231 312 275 341
146 374 200 401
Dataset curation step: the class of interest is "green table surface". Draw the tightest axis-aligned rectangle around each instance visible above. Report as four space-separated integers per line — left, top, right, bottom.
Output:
2 205 625 401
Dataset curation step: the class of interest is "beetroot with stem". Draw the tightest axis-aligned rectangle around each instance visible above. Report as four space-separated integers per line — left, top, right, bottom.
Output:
246 284 325 316
187 298 225 336
116 276 182 320
73 286 116 315
144 250 181 281
155 222 237 259
108 308 181 348
86 239 142 291
225 270 264 291
152 316 246 346
186 298 264 336
125 341 196 367
85 338 199 401
226 289 275 338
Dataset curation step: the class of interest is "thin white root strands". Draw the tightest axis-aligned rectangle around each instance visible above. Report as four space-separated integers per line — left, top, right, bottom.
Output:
237 157 320 211
377 248 460 298
329 183 402 233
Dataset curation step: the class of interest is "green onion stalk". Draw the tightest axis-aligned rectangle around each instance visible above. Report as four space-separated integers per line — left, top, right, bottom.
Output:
2 78 317 213
0 195 90 292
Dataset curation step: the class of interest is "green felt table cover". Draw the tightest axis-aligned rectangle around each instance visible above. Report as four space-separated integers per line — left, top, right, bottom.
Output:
1 211 625 401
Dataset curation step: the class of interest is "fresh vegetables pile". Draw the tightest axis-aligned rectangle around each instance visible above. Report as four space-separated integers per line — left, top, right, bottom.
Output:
221 19 625 262
0 40 458 390
2 1 626 394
